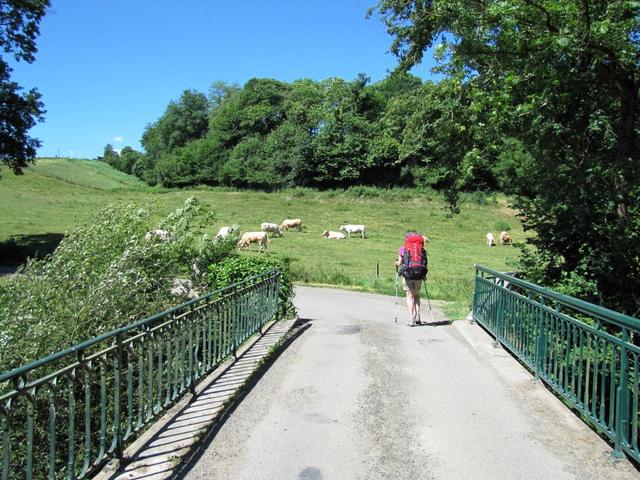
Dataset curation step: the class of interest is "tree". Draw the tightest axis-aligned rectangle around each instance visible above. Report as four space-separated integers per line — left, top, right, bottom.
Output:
370 71 422 101
139 89 210 183
0 0 49 174
208 80 240 110
310 77 374 187
101 143 119 168
398 80 488 206
373 0 640 314
119 146 142 174
155 136 226 187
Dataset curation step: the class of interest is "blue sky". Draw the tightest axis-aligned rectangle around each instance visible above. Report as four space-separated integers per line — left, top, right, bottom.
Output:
10 0 437 159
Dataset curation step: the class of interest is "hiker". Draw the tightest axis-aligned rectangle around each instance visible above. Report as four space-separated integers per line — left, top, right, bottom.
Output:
394 231 428 326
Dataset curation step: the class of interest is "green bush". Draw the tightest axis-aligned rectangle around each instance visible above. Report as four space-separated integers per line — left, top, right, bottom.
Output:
206 255 296 319
494 220 511 232
0 197 220 371
461 190 498 206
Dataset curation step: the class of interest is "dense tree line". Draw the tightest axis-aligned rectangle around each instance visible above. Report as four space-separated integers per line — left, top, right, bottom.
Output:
104 73 515 195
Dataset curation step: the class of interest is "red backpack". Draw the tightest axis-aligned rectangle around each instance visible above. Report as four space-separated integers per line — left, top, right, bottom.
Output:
400 233 428 280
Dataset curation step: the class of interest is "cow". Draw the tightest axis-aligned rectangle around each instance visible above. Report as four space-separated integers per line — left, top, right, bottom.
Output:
280 218 303 231
237 231 268 251
339 224 366 239
499 231 512 245
215 226 235 239
486 232 495 247
322 230 346 240
261 222 283 237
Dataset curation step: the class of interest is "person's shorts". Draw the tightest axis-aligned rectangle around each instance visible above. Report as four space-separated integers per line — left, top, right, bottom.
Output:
402 277 422 293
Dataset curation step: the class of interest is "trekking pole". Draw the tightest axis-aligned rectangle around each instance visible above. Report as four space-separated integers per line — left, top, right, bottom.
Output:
423 278 434 324
394 272 399 323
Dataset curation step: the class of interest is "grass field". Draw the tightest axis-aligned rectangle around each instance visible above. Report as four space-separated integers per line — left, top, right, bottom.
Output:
0 158 524 319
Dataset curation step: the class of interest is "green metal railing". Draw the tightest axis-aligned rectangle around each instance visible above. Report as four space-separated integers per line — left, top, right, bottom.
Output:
0 270 280 480
473 265 640 463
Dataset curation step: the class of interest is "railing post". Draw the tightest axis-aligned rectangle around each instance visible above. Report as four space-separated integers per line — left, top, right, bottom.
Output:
275 271 281 320
471 266 478 325
612 329 630 461
493 280 504 348
2 399 11 480
534 296 546 381
189 304 196 396
114 334 124 462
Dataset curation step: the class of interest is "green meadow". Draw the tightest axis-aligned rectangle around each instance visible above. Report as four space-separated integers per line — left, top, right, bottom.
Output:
0 158 523 319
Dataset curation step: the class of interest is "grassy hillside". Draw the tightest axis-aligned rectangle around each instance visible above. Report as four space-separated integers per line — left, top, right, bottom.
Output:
0 158 151 259
27 157 147 189
0 158 524 319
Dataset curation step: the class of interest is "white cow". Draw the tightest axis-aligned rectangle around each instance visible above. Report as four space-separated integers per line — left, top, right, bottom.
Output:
261 222 283 237
322 230 346 240
340 224 366 239
216 226 237 239
486 232 495 247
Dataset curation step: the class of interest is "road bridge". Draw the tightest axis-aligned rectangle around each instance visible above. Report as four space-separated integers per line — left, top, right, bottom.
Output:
176 287 638 480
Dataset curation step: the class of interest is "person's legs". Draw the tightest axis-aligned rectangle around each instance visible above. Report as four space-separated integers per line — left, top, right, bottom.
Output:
402 278 416 325
414 280 422 323
403 279 421 325
405 291 415 320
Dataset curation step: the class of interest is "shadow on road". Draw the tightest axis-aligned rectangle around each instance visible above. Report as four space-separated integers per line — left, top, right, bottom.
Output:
171 320 312 480
422 320 451 328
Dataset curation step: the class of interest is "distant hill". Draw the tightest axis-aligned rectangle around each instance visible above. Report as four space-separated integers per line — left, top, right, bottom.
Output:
20 158 147 190
0 158 149 264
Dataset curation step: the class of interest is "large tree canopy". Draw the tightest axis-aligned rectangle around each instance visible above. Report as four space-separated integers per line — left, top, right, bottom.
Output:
0 0 49 174
372 0 640 314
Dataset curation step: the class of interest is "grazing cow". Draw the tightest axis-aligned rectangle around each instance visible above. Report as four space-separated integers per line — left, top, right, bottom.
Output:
237 231 268 251
261 222 283 237
486 232 495 247
339 224 366 239
215 226 237 240
280 218 303 231
144 229 174 242
499 231 512 245
322 230 346 240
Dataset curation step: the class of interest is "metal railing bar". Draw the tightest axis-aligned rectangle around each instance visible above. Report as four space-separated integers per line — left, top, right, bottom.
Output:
0 271 278 384
476 265 640 330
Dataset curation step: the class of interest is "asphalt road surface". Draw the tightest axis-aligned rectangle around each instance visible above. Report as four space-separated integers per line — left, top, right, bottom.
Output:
180 287 638 480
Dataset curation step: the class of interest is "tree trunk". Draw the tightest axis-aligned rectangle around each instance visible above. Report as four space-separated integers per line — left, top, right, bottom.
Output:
614 76 638 224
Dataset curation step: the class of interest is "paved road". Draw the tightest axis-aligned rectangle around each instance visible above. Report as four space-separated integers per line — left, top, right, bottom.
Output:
180 287 638 480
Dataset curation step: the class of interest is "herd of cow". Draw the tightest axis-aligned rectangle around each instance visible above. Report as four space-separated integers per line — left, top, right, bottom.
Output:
486 231 512 247
214 220 367 252
146 223 509 253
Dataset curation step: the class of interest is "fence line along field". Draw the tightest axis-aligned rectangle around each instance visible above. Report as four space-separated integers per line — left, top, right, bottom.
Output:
0 158 523 318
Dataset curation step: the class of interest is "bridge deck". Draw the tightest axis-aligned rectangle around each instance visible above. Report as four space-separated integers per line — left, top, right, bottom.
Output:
103 287 638 480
